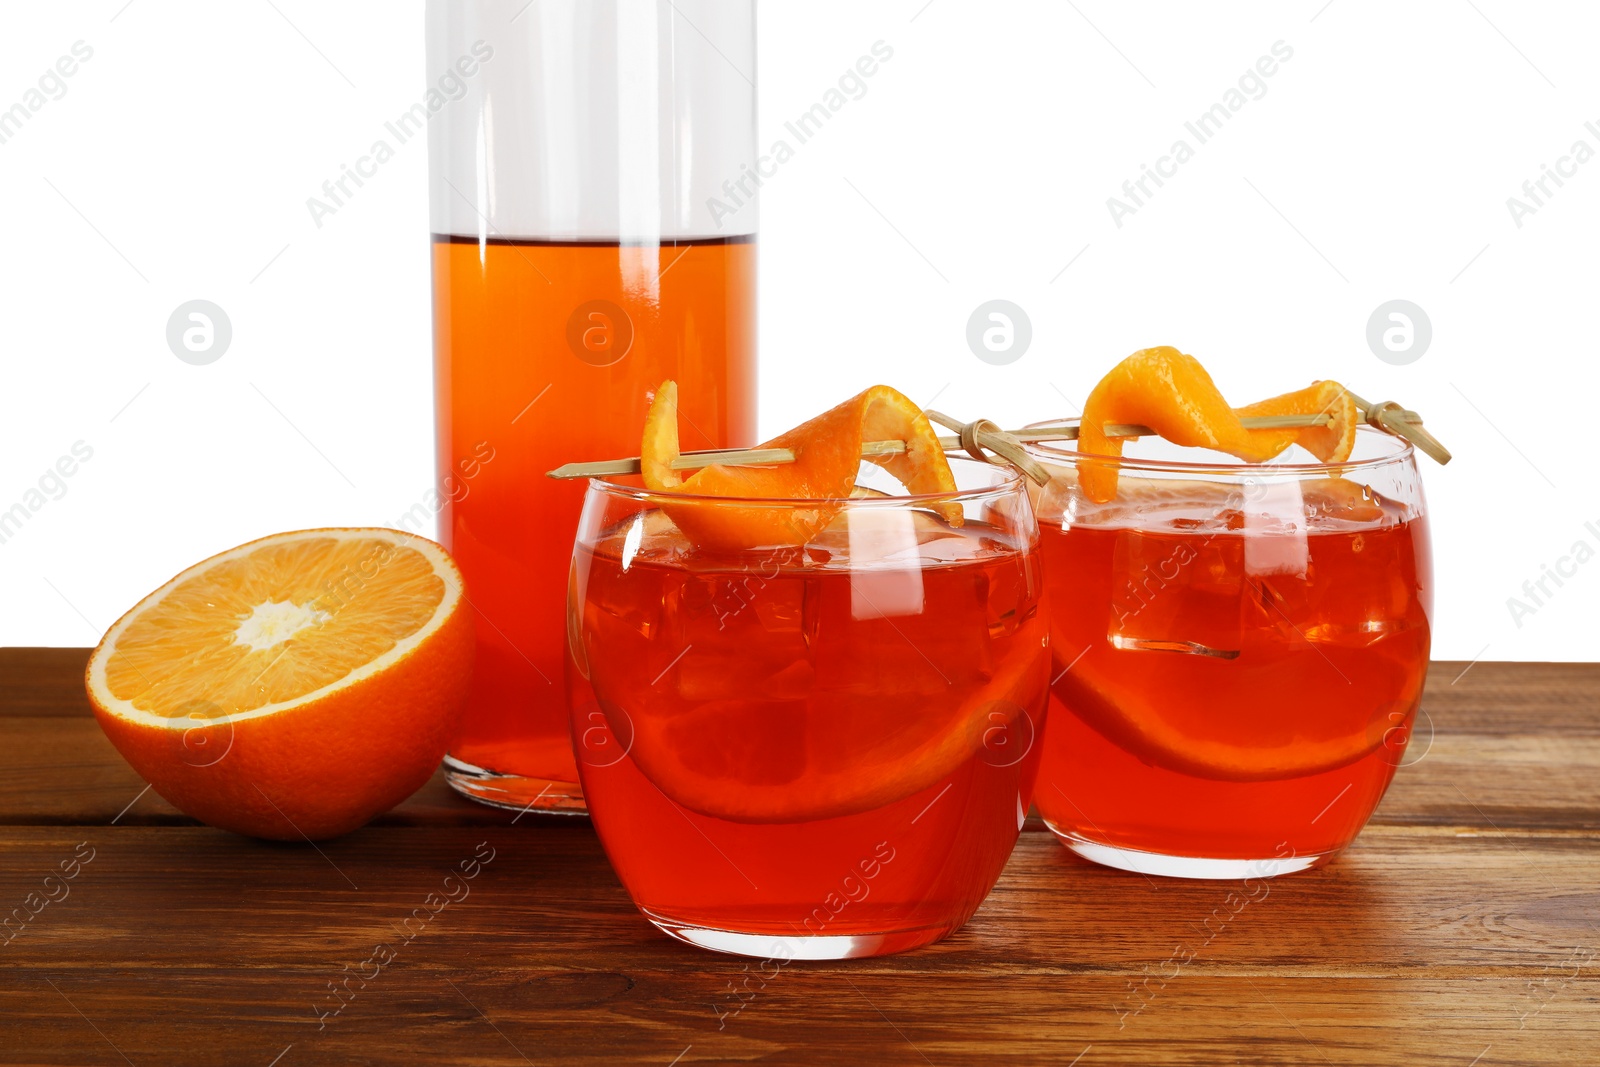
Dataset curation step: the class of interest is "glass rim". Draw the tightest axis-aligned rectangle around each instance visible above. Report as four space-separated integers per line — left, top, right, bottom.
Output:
1022 420 1415 476
584 453 1024 507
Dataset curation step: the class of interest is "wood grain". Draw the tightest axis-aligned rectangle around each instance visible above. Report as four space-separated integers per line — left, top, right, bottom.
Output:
0 647 94 717
5 651 1596 832
2 648 1597 1065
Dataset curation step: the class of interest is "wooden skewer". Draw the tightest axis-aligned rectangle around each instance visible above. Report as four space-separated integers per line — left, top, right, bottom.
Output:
923 410 1053 485
546 405 1442 480
549 442 895 480
1344 391 1452 465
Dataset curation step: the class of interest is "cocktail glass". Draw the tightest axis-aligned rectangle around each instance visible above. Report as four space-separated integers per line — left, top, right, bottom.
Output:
566 456 1049 957
1025 424 1432 878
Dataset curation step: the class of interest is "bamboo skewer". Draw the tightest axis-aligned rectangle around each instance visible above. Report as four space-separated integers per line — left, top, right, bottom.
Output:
547 398 1447 481
1344 392 1452 465
924 410 1052 485
1022 410 1399 441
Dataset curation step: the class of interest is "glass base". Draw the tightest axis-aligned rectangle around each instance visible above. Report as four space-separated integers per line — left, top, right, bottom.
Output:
1055 831 1327 880
443 754 587 816
641 908 958 960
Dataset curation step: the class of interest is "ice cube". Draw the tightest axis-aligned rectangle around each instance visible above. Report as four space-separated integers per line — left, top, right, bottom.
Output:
1107 527 1244 658
845 507 926 620
1240 575 1309 646
611 508 690 570
1242 481 1309 578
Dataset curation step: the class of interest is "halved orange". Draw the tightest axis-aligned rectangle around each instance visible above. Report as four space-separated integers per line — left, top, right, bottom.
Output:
86 528 473 840
640 380 958 550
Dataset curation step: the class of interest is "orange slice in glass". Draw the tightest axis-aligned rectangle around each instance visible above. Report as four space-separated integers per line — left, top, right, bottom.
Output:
86 529 473 840
616 635 1049 823
1055 650 1423 782
641 380 958 550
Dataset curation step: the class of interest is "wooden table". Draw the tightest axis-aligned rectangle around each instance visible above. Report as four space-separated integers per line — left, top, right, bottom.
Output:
2 649 1596 1065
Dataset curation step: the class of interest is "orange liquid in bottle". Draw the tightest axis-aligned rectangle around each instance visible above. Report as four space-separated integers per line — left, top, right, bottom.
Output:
431 235 756 803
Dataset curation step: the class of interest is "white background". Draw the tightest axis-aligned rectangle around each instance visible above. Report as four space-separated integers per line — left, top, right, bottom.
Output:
1 0 1596 661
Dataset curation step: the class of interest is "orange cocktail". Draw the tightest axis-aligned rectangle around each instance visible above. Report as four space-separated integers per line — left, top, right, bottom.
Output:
1025 347 1438 876
1029 448 1432 875
566 386 1048 958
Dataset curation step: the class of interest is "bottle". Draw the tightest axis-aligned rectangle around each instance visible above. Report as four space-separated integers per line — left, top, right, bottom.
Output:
426 0 758 812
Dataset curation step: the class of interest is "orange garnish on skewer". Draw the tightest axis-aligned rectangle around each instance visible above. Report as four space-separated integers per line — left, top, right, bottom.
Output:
1077 347 1270 502
641 380 958 550
605 382 1028 823
1077 347 1359 502
1236 380 1358 465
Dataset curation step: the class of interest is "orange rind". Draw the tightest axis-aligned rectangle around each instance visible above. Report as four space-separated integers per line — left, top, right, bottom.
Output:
1077 348 1359 502
1077 347 1267 503
1236 380 1358 465
640 380 958 550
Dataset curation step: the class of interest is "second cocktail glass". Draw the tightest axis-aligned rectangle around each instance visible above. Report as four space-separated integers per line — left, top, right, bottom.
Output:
1026 424 1433 878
